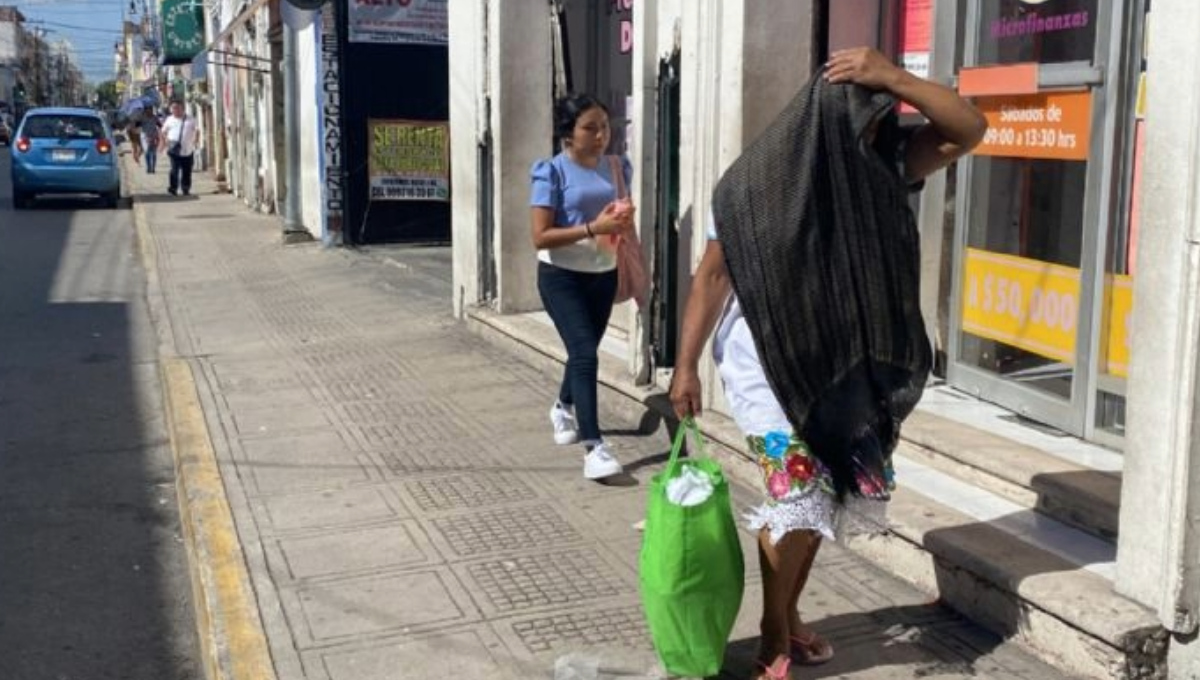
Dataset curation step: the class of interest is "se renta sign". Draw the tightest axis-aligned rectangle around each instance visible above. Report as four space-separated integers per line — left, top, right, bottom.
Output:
368 120 450 202
348 0 448 45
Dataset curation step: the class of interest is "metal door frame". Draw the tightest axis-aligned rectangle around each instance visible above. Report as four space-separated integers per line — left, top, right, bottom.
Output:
946 0 1127 437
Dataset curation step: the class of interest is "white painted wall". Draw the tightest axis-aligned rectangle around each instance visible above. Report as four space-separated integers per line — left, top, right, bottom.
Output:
490 1 552 314
0 21 18 64
297 18 323 238
448 0 482 317
674 0 816 411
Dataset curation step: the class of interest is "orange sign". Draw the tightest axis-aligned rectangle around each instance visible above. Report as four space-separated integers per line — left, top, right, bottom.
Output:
959 63 1039 97
974 91 1092 161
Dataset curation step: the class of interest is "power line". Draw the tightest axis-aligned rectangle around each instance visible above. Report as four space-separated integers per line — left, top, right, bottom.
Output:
25 20 124 35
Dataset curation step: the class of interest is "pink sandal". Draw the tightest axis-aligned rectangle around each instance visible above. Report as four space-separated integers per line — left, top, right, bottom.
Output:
755 656 792 680
789 629 834 665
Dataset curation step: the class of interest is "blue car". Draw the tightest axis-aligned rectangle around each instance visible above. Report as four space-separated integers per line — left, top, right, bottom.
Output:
10 107 121 209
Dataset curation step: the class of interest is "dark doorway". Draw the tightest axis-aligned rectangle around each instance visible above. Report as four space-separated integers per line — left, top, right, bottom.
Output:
651 52 680 369
337 15 450 244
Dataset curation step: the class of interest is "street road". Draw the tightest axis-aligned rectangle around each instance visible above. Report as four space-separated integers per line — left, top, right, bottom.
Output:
0 148 201 679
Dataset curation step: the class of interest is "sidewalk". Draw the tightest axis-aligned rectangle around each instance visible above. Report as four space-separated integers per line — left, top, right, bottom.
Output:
123 160 1078 680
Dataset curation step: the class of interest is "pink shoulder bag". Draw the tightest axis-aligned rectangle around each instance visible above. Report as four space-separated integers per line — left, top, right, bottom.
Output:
606 156 650 308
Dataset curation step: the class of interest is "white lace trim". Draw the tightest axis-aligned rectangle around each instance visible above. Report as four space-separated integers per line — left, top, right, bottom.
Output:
744 486 890 544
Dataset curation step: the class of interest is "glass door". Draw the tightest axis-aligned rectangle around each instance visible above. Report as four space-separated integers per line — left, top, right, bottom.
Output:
948 0 1123 435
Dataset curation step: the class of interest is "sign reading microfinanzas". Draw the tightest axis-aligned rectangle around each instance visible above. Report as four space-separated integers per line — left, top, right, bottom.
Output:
991 0 1092 40
349 0 448 45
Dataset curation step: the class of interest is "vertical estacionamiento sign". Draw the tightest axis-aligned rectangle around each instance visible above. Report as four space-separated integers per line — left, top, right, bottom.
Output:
348 0 448 45
160 0 205 66
319 4 344 239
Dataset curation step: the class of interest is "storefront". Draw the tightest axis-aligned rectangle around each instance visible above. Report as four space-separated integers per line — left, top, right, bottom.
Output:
927 0 1148 448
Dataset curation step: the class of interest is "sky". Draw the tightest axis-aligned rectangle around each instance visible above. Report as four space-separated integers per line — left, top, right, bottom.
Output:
14 0 134 84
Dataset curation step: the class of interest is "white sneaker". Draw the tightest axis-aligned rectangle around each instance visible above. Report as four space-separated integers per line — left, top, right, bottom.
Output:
583 442 623 480
550 401 579 445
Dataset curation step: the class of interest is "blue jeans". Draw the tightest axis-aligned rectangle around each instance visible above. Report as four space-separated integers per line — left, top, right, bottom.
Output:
145 148 157 173
537 261 618 442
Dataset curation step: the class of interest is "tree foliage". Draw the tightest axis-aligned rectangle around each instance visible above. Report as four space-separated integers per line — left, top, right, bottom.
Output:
95 80 120 110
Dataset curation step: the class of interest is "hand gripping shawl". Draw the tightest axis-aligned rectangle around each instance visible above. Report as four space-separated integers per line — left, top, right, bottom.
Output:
711 73 932 500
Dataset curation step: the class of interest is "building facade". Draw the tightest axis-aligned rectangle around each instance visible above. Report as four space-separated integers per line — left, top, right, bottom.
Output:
198 0 324 237
0 6 23 115
450 0 1200 676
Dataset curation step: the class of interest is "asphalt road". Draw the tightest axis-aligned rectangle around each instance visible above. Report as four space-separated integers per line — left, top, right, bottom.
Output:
0 147 201 679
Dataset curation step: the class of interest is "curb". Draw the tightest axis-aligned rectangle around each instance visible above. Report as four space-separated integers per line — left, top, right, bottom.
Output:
125 154 276 680
161 358 276 680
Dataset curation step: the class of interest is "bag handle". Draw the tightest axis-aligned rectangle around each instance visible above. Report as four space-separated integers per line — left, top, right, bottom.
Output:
608 155 628 200
667 417 707 471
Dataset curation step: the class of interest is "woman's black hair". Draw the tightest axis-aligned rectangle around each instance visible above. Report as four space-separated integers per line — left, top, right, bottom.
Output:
554 93 609 147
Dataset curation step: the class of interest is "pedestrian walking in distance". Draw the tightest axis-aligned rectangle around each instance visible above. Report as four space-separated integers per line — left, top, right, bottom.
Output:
141 116 160 174
160 100 198 196
670 47 987 680
530 93 636 480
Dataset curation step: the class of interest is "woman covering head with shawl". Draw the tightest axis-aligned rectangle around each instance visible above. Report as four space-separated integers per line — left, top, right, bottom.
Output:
670 48 986 680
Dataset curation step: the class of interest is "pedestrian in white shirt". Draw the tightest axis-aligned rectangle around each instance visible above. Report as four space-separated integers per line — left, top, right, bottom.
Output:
159 100 199 196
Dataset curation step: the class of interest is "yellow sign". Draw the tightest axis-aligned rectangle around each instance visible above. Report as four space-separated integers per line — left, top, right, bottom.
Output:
961 248 1080 363
368 119 450 202
1102 274 1134 378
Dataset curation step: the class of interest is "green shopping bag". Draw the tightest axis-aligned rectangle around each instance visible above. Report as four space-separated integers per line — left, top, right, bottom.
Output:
640 418 745 678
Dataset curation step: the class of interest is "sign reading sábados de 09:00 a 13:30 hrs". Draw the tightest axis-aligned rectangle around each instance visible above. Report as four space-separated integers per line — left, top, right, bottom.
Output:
974 91 1092 161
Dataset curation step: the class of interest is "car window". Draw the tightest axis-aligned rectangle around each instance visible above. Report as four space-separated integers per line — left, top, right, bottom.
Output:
22 115 106 140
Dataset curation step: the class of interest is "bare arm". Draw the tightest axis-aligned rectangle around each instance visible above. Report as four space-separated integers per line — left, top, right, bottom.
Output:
826 47 988 182
530 202 631 250
669 240 732 418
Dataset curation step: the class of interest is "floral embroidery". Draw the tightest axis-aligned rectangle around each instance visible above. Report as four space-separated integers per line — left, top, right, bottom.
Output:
748 430 835 502
767 471 792 499
763 431 790 459
786 454 815 482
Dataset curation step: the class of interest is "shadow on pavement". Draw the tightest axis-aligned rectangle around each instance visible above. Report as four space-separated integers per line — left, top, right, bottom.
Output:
131 193 203 204
721 603 1002 679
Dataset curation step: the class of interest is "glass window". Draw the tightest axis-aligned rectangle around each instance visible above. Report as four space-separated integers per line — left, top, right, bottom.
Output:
959 156 1089 399
22 115 106 140
976 0 1098 65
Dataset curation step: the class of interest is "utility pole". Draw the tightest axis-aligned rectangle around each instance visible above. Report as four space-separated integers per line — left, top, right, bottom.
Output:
280 3 313 244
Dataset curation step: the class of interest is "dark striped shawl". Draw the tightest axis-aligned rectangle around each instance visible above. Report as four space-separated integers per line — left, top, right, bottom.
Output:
712 73 931 500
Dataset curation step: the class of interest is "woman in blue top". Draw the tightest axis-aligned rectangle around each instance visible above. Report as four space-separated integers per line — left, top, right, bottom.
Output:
530 94 634 480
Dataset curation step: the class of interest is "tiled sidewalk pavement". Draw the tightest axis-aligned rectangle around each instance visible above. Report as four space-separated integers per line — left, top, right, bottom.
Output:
125 162 1078 680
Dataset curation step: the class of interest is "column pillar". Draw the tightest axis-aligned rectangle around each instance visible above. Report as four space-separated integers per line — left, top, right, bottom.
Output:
489 1 552 313
1117 3 1200 676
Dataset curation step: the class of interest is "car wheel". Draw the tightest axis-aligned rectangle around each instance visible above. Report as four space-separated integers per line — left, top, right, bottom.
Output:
103 188 120 209
12 188 30 210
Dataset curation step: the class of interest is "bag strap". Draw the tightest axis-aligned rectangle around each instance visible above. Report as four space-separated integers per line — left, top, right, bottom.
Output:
608 155 627 200
667 417 707 470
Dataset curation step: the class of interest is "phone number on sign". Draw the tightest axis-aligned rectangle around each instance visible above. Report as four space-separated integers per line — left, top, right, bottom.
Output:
982 126 1080 150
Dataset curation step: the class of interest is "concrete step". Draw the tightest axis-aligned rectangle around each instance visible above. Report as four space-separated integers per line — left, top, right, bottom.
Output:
855 453 1166 680
464 309 1168 680
902 407 1122 543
